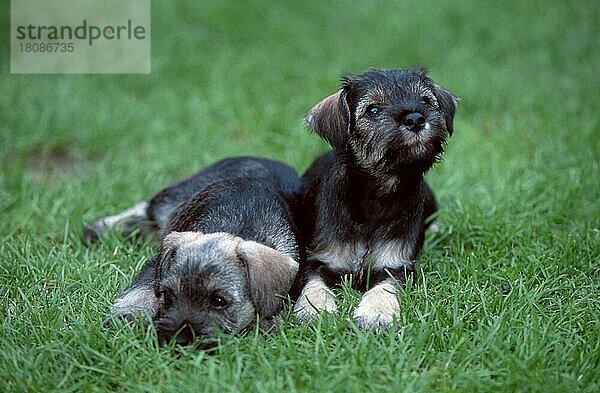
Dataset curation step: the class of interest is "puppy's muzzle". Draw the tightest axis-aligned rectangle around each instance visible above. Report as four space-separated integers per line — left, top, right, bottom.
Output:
172 322 195 346
156 320 196 346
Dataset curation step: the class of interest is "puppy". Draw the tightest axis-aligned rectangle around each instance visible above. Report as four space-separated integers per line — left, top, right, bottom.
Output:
292 68 457 332
88 157 302 346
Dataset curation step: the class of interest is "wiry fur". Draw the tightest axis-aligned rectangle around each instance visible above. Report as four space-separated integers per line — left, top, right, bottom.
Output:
292 68 457 332
89 157 303 346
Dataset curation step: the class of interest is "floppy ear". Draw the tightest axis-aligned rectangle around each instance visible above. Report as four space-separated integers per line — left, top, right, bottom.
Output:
155 231 204 281
237 241 299 318
431 83 458 136
305 89 351 150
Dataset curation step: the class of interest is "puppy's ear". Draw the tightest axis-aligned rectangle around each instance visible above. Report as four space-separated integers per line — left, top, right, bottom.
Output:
155 231 204 280
237 241 299 317
305 89 351 150
432 84 458 136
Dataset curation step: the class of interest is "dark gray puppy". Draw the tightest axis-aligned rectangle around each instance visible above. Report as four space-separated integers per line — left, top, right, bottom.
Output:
87 157 302 346
292 68 457 332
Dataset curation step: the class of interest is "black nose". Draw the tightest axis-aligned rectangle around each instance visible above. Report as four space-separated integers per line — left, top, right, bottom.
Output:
174 323 195 346
402 112 426 131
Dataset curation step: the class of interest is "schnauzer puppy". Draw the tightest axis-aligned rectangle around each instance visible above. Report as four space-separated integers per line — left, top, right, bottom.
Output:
292 68 457 332
87 157 302 346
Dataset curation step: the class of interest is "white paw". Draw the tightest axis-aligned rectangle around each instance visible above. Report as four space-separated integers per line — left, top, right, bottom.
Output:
105 286 158 327
352 281 400 333
293 276 337 322
85 202 150 241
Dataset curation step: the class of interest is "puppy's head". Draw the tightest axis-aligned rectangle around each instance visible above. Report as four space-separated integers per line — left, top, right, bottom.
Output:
152 231 298 347
306 68 458 176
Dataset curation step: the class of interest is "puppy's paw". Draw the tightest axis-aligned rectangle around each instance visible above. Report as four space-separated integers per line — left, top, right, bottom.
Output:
353 311 399 333
103 311 150 329
352 281 400 333
84 202 150 243
83 220 108 243
293 277 337 322
294 295 338 322
105 287 158 328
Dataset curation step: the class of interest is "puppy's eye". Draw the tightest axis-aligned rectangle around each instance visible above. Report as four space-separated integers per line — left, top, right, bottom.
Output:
420 96 432 106
210 296 229 310
366 105 381 118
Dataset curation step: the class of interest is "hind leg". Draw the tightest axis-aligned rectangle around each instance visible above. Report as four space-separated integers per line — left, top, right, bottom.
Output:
85 158 265 242
84 201 158 242
84 178 198 243
83 178 198 243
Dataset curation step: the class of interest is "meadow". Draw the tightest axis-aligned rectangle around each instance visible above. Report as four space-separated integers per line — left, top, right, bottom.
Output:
1 0 598 391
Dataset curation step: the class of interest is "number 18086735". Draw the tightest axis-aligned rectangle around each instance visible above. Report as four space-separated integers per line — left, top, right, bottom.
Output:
19 42 74 52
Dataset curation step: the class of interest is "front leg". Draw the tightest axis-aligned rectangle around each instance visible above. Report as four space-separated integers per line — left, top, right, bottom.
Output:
105 257 159 327
293 271 338 321
353 265 413 333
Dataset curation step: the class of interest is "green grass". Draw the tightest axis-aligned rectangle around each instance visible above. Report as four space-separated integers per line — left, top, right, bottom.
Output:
1 0 599 391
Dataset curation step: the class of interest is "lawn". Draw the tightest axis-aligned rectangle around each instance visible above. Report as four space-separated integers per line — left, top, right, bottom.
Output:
1 0 599 391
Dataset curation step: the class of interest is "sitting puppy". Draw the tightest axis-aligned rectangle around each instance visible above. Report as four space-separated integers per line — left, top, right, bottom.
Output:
292 68 457 332
87 157 302 346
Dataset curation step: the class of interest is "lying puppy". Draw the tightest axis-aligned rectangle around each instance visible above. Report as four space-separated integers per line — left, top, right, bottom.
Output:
87 157 302 346
292 68 457 332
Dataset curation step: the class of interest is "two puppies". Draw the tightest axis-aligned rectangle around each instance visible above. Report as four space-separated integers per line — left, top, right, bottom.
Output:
91 158 301 346
91 68 457 343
